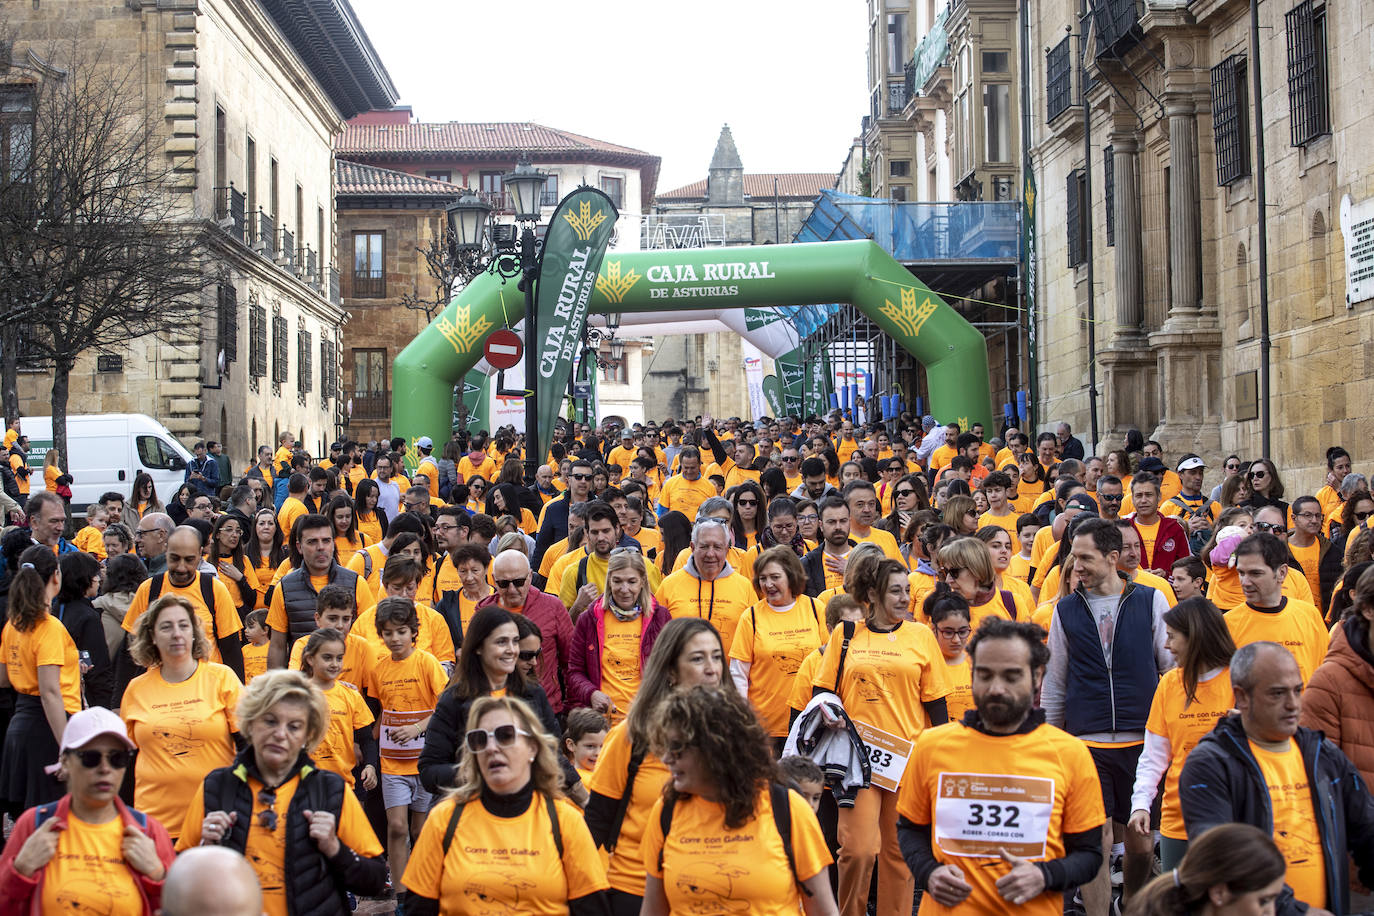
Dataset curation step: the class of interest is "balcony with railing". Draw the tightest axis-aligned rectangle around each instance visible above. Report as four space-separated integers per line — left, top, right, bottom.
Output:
906 6 951 100
540 188 559 207
478 190 512 212
326 267 340 304
798 190 1019 265
213 185 246 243
279 228 295 269
351 269 385 299
257 210 276 259
345 389 389 420
1092 0 1142 57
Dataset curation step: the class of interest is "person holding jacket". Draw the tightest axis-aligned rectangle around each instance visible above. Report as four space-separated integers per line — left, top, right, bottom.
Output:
0 706 177 916
1180 641 1374 916
567 550 670 721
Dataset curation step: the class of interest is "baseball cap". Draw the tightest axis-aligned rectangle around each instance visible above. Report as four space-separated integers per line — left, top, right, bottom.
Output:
1177 455 1205 472
1137 457 1167 473
46 706 136 774
417 436 434 449
329 441 343 451
621 430 633 440
1064 493 1099 513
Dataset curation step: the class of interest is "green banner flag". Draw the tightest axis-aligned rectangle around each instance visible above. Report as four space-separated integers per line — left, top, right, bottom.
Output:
761 375 785 418
533 187 619 464
805 348 832 417
777 353 805 396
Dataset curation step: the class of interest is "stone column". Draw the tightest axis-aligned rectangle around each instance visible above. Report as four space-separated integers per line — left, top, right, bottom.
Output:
1111 133 1144 335
1167 97 1202 314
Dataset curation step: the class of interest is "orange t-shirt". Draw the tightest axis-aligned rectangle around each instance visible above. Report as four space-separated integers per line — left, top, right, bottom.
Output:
1 616 81 713
585 722 669 895
368 648 448 776
312 681 374 785
729 597 826 736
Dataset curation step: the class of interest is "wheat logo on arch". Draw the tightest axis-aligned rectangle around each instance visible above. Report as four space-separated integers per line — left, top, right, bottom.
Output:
880 287 938 339
436 303 493 356
595 261 641 303
563 201 608 241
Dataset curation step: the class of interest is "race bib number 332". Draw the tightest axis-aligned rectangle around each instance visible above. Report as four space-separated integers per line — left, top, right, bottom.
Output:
933 772 1054 859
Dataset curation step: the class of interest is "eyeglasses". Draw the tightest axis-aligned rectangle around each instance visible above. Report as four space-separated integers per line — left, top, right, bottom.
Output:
936 626 971 640
494 576 528 589
1356 511 1373 522
570 473 592 481
1249 471 1267 480
70 748 136 769
1255 521 1285 533
517 649 540 662
1225 463 1240 471
736 499 758 508
610 545 642 556
1098 493 1123 502
797 514 819 523
940 568 966 580
256 788 278 831
782 456 799 463
465 724 531 753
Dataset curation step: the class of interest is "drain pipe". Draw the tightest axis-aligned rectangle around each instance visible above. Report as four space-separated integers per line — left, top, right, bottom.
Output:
1250 0 1272 457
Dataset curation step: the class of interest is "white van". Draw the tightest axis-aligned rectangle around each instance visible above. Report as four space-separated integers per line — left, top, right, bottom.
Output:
2 414 192 511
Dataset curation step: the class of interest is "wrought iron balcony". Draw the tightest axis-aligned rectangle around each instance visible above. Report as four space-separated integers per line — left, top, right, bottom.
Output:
478 190 512 212
213 185 246 243
345 388 389 421
1092 0 1142 56
279 227 295 268
326 267 341 304
257 210 276 259
351 269 385 299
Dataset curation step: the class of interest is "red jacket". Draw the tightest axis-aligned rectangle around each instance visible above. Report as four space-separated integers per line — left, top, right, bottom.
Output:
0 795 175 916
566 597 671 709
477 586 573 711
1130 514 1190 574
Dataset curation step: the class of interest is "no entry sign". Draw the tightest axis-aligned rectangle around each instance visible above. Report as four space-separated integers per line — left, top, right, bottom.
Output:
484 329 523 371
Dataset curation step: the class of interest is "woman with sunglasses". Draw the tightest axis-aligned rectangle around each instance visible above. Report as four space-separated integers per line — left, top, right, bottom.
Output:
729 481 767 550
121 595 241 844
1338 490 1374 567
879 474 926 541
404 695 610 916
179 670 386 915
815 551 949 916
207 513 259 614
0 707 176 915
641 684 839 916
464 475 489 514
936 537 1034 628
971 525 1037 610
1242 458 1288 518
417 606 566 797
940 494 980 536
585 618 733 916
568 550 671 724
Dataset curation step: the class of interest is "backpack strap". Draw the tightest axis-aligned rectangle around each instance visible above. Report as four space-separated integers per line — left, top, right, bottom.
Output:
604 742 646 852
362 550 373 580
546 792 563 859
149 572 166 601
199 572 216 615
441 799 467 856
769 782 809 896
655 794 678 871
832 620 856 692
577 555 590 591
999 589 1017 621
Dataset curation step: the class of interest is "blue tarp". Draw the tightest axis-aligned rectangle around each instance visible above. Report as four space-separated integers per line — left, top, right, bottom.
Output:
798 190 1020 263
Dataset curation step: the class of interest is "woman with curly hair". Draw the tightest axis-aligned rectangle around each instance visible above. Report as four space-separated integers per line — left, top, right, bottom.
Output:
640 684 838 916
403 695 610 916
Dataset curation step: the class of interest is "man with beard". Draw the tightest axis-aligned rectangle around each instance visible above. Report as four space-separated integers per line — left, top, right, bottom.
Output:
897 617 1105 914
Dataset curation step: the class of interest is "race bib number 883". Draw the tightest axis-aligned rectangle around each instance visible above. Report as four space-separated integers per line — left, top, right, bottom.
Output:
933 772 1054 859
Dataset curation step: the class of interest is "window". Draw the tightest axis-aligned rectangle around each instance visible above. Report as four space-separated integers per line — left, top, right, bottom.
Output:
295 184 304 259
1104 146 1115 247
298 328 312 394
983 83 1011 162
425 170 452 183
890 185 908 201
352 231 384 298
1066 168 1087 267
249 301 267 378
1046 38 1073 122
541 173 559 207
353 348 386 393
982 51 1009 73
480 171 506 209
317 207 325 277
217 283 238 364
1210 55 1251 185
890 159 911 178
320 337 336 402
214 106 227 191
245 136 257 240
1285 0 1329 146
270 158 279 217
886 13 907 76
0 87 33 182
136 436 185 471
601 358 627 384
600 175 624 209
272 315 289 384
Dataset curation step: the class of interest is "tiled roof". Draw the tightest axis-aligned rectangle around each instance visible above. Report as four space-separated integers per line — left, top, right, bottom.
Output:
658 173 837 200
335 161 465 200
337 122 656 160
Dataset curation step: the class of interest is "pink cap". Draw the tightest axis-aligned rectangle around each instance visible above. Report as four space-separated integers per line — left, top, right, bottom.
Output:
45 706 136 774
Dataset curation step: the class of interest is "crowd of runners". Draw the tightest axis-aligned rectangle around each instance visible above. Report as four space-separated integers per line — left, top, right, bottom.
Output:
1 410 1372 916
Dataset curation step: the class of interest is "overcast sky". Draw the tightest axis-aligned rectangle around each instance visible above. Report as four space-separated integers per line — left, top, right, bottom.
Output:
349 0 870 193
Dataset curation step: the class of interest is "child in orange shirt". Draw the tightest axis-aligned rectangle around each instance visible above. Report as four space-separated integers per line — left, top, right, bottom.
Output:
241 609 270 683
300 627 377 791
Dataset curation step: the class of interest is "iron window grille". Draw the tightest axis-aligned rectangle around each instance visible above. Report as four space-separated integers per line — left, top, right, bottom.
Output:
272 315 288 384
249 302 267 378
1210 55 1251 185
1284 0 1329 146
1046 38 1073 122
298 329 312 394
216 283 238 364
1067 168 1087 267
1103 146 1115 247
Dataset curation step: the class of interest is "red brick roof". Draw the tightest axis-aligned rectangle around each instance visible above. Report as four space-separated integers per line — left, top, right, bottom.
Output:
658 172 836 200
335 160 465 199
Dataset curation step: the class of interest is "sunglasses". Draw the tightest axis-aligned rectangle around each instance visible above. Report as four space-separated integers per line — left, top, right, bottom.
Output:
1356 511 1372 522
1225 463 1240 471
494 576 527 589
570 473 592 481
257 788 278 831
782 456 799 462
1255 521 1285 533
465 724 532 753
941 567 966 579
1099 493 1123 502
1249 471 1267 479
518 649 540 662
70 748 136 769
736 499 758 507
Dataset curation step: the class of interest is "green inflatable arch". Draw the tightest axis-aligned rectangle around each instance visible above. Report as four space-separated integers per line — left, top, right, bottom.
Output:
390 239 994 444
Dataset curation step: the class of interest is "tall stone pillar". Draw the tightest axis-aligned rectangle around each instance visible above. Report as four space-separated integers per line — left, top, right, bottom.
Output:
1111 134 1144 336
1166 97 1202 315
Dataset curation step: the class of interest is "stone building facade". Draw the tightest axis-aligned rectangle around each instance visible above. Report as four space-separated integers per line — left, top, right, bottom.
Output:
1028 0 1372 491
2 0 396 464
648 126 835 421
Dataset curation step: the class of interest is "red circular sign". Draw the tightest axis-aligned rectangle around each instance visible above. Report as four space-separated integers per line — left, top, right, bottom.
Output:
484 329 523 370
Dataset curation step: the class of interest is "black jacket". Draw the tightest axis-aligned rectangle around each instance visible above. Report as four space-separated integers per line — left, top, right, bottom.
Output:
802 541 856 597
417 680 576 797
1180 714 1374 915
532 492 576 570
